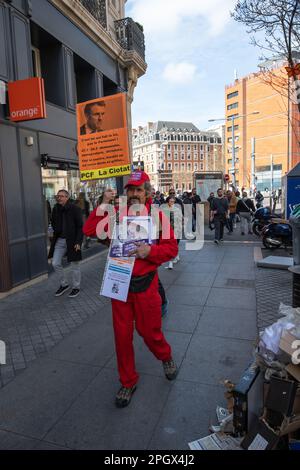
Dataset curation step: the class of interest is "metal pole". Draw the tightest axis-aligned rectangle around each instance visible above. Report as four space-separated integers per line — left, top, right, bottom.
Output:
270 154 274 209
231 117 236 187
251 137 256 194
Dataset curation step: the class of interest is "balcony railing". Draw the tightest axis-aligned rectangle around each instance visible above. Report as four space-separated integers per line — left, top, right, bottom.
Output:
115 18 145 61
79 0 107 29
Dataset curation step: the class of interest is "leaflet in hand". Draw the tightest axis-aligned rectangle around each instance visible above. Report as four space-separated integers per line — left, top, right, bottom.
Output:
109 216 153 257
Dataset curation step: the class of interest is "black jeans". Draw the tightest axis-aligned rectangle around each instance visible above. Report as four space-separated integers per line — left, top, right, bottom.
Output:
214 215 226 241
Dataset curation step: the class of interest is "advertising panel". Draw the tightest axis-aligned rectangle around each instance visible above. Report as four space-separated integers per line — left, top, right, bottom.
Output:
76 93 131 181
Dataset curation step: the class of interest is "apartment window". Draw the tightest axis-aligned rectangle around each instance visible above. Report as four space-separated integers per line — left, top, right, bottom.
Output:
187 145 190 150
194 163 198 170
227 90 239 99
181 145 184 150
181 163 185 171
187 163 192 171
188 183 192 190
167 163 172 170
194 145 197 150
174 153 178 160
227 125 239 132
181 154 185 160
168 144 171 150
167 153 172 160
174 145 178 150
193 153 198 160
227 102 238 111
227 136 239 143
200 145 203 151
161 163 165 170
200 163 204 170
228 113 239 119
200 154 204 160
174 163 179 171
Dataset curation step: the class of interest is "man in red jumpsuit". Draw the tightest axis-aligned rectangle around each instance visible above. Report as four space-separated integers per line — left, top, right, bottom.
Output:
83 171 178 408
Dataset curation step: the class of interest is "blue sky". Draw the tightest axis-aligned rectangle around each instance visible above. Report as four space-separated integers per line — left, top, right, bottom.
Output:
126 0 262 130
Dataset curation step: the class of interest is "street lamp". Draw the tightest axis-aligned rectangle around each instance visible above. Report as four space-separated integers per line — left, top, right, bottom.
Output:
208 111 259 187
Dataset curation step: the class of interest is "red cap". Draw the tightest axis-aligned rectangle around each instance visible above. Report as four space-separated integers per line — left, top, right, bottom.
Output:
124 171 150 188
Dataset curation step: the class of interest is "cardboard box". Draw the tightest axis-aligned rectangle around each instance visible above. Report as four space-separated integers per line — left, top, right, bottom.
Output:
241 418 279 450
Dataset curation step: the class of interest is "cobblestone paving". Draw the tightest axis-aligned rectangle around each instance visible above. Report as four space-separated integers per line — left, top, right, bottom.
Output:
255 267 292 331
0 253 109 388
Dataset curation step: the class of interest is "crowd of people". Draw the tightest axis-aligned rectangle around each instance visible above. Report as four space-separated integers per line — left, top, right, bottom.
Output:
208 188 256 244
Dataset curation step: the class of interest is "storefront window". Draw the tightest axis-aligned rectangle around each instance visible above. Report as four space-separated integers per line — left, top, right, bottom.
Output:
41 168 117 210
42 168 117 249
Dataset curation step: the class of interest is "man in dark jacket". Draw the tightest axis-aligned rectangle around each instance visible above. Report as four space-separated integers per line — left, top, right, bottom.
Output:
48 190 83 298
191 187 201 232
210 188 229 244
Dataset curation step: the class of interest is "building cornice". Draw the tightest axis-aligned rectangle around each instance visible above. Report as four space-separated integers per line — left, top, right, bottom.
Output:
50 0 147 77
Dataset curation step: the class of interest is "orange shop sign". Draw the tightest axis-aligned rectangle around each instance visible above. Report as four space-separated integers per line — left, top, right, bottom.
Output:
8 77 46 122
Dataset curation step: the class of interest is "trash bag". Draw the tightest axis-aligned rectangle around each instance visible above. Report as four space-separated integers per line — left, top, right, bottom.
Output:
259 303 300 357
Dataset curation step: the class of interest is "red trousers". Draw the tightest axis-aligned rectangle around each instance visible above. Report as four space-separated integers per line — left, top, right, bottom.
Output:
111 274 172 388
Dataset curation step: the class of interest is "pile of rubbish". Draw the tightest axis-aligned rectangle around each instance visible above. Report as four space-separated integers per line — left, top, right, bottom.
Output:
189 303 300 451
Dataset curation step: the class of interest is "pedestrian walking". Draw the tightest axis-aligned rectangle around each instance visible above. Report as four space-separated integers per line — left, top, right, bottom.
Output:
83 171 178 408
162 196 182 269
210 188 229 244
76 192 90 248
48 189 83 298
236 191 255 235
255 190 264 209
226 190 237 234
166 188 184 213
191 187 201 233
207 192 215 230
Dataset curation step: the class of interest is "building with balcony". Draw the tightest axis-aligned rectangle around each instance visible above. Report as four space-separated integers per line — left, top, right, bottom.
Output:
132 121 223 193
0 0 146 294
224 58 300 191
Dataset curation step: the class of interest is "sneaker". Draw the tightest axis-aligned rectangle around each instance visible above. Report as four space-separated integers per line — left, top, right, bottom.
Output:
220 238 224 242
173 255 180 264
55 285 69 297
163 358 178 381
241 232 245 236
68 288 80 298
161 298 169 317
115 385 137 408
214 239 219 245
168 261 173 270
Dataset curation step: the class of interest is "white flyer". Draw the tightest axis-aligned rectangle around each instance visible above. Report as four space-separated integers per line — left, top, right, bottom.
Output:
100 256 135 302
248 433 269 451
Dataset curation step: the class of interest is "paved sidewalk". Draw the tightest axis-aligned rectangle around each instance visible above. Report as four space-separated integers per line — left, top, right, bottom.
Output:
0 240 258 450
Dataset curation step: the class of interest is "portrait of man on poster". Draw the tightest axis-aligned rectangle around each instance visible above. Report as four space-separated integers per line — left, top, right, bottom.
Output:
80 101 106 135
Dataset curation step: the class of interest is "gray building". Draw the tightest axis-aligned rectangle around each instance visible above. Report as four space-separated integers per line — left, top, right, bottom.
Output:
0 0 146 294
133 121 223 193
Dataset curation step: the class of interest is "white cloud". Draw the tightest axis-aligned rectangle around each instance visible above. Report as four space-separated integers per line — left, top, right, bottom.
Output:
162 62 198 84
127 0 236 37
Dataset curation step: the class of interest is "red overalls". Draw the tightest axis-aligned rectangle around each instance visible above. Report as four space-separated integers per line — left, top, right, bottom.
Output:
83 200 178 387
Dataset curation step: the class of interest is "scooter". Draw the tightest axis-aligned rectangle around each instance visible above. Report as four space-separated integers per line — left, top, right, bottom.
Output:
252 207 283 237
261 221 293 250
